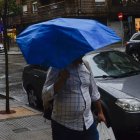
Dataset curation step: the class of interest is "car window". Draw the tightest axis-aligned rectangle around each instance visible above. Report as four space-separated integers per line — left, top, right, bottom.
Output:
91 51 140 77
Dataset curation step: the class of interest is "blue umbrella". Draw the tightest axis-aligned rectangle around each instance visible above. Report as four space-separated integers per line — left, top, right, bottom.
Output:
16 18 121 68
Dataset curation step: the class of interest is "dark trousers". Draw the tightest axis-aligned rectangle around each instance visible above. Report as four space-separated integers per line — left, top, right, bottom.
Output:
51 120 99 140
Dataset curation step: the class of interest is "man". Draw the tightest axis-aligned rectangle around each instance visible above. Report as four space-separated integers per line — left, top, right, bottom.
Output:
42 57 106 140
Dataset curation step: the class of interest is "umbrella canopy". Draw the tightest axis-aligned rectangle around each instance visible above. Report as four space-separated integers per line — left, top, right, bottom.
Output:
16 18 121 68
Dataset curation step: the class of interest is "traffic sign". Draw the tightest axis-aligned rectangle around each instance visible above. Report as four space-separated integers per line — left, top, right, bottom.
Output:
118 12 123 21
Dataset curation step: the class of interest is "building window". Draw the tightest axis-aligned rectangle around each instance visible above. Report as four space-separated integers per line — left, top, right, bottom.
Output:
32 1 38 13
95 0 106 6
22 5 28 14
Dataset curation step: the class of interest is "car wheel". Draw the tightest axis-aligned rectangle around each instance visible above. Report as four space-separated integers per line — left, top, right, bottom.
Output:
27 88 39 109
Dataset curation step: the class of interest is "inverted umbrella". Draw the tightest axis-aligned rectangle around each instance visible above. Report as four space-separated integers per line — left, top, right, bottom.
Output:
16 18 121 68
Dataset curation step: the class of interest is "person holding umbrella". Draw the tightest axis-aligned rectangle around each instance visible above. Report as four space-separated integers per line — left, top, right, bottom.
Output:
16 18 120 140
42 56 106 140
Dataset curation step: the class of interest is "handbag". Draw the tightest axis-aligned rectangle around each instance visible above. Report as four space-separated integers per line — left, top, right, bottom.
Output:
97 122 116 140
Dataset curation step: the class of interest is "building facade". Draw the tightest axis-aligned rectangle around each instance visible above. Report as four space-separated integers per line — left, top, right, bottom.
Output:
108 0 140 41
8 0 140 42
9 0 108 32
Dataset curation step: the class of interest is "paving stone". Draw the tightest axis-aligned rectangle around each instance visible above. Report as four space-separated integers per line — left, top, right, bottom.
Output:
0 115 52 140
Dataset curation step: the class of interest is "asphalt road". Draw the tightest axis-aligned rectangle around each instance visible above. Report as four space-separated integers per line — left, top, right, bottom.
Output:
0 53 28 104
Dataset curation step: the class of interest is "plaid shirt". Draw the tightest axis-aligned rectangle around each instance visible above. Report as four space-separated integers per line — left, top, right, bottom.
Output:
42 63 100 131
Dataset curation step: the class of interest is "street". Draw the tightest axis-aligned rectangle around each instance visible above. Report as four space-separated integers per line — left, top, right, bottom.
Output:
0 52 140 140
0 53 28 104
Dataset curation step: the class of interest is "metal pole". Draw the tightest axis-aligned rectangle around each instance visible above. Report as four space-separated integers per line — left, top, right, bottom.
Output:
3 0 10 113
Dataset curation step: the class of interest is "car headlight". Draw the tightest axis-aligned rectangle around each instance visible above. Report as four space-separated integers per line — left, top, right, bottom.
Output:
115 98 140 112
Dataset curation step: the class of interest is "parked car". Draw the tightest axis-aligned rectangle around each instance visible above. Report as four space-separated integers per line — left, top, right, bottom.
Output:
22 50 140 133
22 65 48 109
83 50 140 133
0 43 4 52
125 32 140 61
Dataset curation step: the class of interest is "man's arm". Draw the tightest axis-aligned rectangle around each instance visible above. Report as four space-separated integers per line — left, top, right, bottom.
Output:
89 72 106 123
42 67 59 101
54 69 69 93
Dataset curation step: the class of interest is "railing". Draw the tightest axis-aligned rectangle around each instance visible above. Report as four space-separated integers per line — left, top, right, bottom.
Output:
37 1 108 19
22 12 39 23
9 0 109 26
38 1 66 20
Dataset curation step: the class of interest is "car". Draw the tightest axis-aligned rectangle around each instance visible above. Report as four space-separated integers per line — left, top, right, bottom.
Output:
125 32 140 61
0 43 4 52
22 65 48 109
83 50 140 133
22 50 140 133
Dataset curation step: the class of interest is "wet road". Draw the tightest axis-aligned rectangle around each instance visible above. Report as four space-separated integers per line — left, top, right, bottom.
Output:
0 53 28 104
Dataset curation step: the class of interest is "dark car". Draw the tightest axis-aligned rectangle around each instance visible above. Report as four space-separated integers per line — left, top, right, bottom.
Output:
22 50 140 133
125 32 140 61
22 65 48 109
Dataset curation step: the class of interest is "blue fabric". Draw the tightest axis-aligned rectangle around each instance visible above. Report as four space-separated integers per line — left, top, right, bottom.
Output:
16 18 121 68
51 120 99 140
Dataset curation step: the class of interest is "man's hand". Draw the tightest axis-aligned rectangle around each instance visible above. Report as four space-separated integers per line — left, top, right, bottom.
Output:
95 99 106 124
97 112 106 123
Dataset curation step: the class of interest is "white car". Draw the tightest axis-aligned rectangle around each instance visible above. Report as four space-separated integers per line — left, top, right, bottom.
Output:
0 43 4 52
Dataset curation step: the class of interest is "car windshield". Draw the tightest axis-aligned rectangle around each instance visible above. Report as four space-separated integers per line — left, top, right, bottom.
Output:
91 51 140 78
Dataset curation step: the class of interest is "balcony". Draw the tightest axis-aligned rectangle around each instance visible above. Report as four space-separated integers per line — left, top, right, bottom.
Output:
37 1 108 20
22 12 39 23
9 0 109 26
38 1 66 21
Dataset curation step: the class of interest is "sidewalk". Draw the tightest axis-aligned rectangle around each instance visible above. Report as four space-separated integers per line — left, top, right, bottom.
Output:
0 97 52 140
0 46 52 140
8 46 22 55
0 46 22 55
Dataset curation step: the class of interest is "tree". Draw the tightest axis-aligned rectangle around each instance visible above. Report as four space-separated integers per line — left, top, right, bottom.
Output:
0 0 21 114
0 0 21 48
0 0 22 17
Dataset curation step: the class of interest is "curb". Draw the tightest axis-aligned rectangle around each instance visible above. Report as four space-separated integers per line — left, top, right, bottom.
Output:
0 52 22 55
0 93 13 99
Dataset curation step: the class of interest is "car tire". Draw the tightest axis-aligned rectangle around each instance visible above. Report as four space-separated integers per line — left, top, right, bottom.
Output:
27 88 40 109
